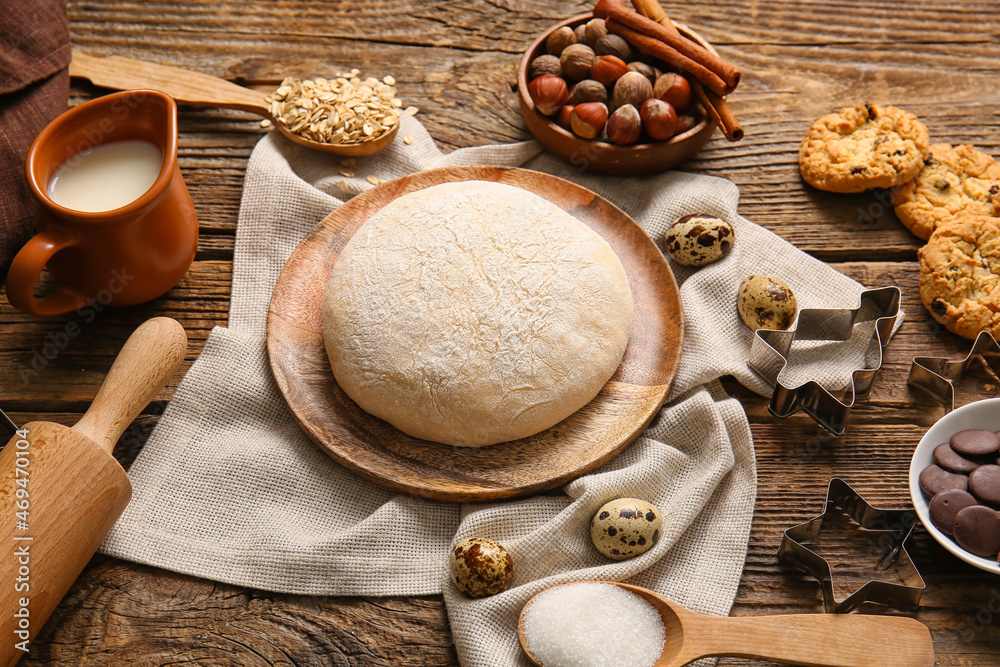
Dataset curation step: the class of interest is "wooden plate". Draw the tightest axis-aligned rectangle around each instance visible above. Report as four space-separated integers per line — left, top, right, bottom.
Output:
267 166 683 502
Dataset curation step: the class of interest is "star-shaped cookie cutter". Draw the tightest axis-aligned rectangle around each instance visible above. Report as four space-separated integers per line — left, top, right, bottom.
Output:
747 286 901 435
778 478 925 613
907 331 1000 410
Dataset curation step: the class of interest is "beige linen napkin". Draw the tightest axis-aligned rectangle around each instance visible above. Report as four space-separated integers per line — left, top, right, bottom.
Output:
101 114 896 666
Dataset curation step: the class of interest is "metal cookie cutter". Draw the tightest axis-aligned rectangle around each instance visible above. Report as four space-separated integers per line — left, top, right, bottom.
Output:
748 286 901 435
907 331 1000 410
778 478 925 613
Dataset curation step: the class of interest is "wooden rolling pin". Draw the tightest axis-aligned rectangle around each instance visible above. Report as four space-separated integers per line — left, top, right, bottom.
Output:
0 317 187 665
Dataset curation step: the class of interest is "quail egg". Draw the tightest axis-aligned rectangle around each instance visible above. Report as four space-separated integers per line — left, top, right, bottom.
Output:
590 498 662 560
664 213 735 267
449 537 514 598
737 274 798 330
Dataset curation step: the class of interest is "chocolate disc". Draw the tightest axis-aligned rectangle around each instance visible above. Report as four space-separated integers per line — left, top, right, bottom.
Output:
970 465 1000 505
951 429 1000 456
933 442 981 473
929 489 977 535
953 505 1000 558
919 464 969 496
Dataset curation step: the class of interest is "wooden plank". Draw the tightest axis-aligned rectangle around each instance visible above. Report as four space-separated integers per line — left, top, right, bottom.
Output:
0 260 229 408
7 0 1000 663
65 1 1000 259
10 417 1000 665
20 557 458 666
7 260 996 415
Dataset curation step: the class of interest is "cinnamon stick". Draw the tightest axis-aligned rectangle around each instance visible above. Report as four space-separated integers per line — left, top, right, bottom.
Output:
606 18 730 97
596 1 740 94
630 0 744 141
631 0 680 35
692 81 743 141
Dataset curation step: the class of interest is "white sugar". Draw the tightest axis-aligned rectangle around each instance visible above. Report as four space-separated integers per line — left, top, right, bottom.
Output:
522 582 666 667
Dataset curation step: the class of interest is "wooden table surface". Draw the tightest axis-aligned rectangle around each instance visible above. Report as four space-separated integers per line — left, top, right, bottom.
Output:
5 0 1000 664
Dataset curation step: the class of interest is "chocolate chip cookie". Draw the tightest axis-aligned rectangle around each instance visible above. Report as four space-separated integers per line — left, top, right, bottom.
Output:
799 102 930 193
892 143 1000 241
919 215 1000 340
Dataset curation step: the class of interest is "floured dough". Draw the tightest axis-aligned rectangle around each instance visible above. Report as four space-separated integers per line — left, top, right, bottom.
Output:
322 180 634 447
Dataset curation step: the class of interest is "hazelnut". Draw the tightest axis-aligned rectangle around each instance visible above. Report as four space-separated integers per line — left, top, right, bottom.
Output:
557 104 575 129
606 104 642 144
569 79 608 105
590 55 629 87
584 18 608 47
527 74 570 116
560 43 596 81
676 114 698 134
594 34 632 61
640 98 678 141
574 23 588 44
529 54 562 80
570 102 608 140
611 71 653 112
627 61 657 85
653 72 692 112
546 26 577 56
593 0 627 17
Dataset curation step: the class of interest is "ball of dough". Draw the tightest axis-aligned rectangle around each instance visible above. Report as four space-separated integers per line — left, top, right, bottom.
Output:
322 180 634 447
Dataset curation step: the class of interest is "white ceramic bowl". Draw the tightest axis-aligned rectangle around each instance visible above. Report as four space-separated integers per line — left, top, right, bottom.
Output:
909 397 1000 575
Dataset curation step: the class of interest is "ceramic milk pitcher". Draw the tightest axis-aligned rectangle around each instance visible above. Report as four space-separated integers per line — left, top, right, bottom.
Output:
6 89 198 317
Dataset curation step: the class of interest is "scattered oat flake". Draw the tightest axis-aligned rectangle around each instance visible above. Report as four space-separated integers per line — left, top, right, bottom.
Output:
260 119 272 127
403 134 413 145
405 106 419 116
338 179 349 192
366 175 382 185
339 169 355 178
340 157 356 167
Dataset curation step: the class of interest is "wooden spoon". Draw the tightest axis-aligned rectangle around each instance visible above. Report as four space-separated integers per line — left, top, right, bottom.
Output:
517 581 935 667
69 51 398 157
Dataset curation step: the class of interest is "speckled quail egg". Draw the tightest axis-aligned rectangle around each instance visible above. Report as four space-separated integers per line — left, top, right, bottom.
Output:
449 537 514 598
664 213 735 267
737 274 798 330
590 498 662 560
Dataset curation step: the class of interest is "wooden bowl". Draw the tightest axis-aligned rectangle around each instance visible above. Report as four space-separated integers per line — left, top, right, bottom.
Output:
518 13 717 175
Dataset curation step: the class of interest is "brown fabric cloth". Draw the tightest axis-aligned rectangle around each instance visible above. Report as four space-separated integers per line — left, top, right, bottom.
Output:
0 0 71 281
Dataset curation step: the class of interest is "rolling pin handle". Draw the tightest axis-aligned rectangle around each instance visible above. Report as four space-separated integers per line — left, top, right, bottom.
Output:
71 317 188 452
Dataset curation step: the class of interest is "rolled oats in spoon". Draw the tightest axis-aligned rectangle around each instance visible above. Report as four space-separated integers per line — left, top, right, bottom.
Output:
264 71 406 146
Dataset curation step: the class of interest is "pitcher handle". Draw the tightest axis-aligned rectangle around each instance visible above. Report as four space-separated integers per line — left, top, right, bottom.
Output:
6 229 87 316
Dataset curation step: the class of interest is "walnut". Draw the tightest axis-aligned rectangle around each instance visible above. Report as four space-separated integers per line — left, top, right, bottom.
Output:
560 43 596 81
